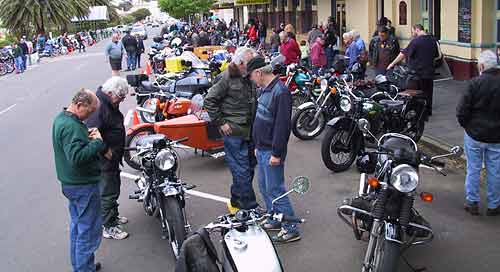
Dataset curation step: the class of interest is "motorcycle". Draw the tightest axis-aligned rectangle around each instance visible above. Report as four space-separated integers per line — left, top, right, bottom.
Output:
124 134 195 259
136 91 193 123
280 63 314 109
0 48 15 75
337 129 463 272
320 77 427 172
178 176 310 272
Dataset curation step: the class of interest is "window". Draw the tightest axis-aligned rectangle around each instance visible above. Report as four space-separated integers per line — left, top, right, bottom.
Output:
399 2 408 25
458 0 472 43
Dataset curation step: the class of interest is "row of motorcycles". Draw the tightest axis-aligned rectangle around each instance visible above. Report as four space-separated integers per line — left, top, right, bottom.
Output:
122 39 464 270
0 48 15 76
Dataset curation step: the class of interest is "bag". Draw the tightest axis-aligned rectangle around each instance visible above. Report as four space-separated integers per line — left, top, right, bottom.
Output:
433 41 443 68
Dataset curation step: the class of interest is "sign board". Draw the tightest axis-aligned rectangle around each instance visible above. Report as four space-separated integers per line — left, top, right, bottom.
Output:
234 0 271 6
458 0 471 43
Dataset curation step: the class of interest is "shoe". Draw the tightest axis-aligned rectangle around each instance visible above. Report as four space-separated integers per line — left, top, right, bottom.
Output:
125 68 131 71
486 206 500 216
271 229 301 243
260 219 281 231
95 262 102 271
117 216 128 225
227 201 240 215
103 226 129 240
464 202 480 216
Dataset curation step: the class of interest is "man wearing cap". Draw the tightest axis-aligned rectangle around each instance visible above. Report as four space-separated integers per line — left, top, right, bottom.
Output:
204 47 259 212
247 56 301 243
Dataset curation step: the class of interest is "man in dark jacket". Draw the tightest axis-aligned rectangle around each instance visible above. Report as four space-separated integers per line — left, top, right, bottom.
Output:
52 89 109 271
369 26 400 75
19 37 29 71
457 50 500 216
86 77 130 240
136 35 145 68
248 57 300 243
204 47 258 212
324 19 338 69
121 29 138 71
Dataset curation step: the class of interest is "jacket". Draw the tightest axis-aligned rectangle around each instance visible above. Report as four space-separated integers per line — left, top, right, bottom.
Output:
52 111 106 185
86 88 126 171
247 26 258 41
252 77 292 159
121 34 138 52
280 38 301 65
204 64 257 140
105 41 124 59
456 68 500 143
310 41 327 67
368 36 400 67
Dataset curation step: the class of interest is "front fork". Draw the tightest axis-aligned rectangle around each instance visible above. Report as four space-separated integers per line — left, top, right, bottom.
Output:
362 220 383 272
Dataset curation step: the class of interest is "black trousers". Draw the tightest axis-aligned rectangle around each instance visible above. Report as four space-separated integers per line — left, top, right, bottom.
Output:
408 78 434 115
101 170 122 228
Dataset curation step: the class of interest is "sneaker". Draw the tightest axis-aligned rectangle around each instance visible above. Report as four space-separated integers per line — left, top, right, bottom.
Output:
117 216 129 225
486 206 500 216
271 228 301 243
103 226 129 240
464 202 480 216
260 219 281 231
95 262 102 271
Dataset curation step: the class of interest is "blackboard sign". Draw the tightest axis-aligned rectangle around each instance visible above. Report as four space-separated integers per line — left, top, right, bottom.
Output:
458 0 471 43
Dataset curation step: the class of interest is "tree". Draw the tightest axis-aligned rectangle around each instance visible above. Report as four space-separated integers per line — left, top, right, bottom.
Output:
130 8 152 22
158 0 213 19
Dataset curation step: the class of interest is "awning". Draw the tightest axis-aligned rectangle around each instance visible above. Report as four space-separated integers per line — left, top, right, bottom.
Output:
71 6 109 22
234 0 271 6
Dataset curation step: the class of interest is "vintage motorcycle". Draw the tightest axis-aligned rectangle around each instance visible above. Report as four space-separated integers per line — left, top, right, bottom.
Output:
337 129 463 272
320 77 427 172
279 63 314 108
124 134 195 259
135 91 193 123
176 176 310 272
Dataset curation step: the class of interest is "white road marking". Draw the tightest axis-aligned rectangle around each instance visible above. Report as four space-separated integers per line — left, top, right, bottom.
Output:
124 109 133 126
0 104 17 116
120 172 229 203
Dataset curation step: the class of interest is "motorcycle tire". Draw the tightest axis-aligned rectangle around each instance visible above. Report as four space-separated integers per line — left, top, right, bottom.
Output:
372 235 401 272
124 126 155 170
291 106 326 140
321 126 359 172
139 99 160 124
0 64 7 76
6 62 15 74
162 196 186 259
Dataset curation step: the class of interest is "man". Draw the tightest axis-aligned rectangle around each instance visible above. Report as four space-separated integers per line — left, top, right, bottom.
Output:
457 50 500 216
369 26 400 75
136 35 145 68
121 29 138 71
76 32 86 53
247 57 300 243
209 27 222 46
52 89 111 271
387 24 438 116
258 21 267 48
105 33 124 76
307 24 323 48
324 19 338 69
19 37 29 71
204 47 258 211
343 32 356 69
279 31 301 65
86 77 130 240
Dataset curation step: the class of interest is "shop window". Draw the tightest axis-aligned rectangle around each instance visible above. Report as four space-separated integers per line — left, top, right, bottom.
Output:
458 0 472 43
497 20 500 43
399 2 408 25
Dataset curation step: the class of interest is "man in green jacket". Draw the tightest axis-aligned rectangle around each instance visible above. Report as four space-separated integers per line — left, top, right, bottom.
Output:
52 89 111 272
204 47 258 211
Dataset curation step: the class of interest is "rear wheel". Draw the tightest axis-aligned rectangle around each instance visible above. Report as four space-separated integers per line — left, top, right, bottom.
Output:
124 126 155 170
162 196 186 259
291 106 326 140
321 126 359 172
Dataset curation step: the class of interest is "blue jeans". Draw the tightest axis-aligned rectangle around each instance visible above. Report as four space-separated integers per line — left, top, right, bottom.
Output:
223 136 258 209
256 149 299 234
62 183 102 272
22 55 27 70
15 56 24 72
126 51 137 70
325 47 334 69
464 133 500 209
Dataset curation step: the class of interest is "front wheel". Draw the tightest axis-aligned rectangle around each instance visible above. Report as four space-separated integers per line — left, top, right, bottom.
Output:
124 126 155 170
291 106 326 140
372 236 401 272
321 126 360 172
162 196 186 259
139 99 159 123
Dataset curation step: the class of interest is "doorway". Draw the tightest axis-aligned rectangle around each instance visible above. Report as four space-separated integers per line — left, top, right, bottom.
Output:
420 0 441 39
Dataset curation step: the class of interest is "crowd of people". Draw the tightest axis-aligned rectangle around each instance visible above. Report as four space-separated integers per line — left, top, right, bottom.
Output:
105 28 145 76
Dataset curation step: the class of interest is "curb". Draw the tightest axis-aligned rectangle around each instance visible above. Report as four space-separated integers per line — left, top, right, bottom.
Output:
420 134 466 167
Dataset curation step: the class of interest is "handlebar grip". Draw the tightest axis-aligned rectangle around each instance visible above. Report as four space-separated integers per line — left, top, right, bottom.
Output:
123 147 137 151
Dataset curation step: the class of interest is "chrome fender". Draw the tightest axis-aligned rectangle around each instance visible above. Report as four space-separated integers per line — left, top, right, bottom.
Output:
223 225 283 272
297 101 316 111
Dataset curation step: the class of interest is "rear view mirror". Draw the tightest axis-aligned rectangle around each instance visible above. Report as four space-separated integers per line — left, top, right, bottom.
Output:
450 146 463 157
292 176 310 195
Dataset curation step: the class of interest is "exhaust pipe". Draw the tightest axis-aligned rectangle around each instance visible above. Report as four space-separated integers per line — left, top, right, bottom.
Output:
136 107 156 114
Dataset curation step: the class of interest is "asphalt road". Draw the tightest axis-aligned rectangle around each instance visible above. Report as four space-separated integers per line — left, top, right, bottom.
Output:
1 28 499 272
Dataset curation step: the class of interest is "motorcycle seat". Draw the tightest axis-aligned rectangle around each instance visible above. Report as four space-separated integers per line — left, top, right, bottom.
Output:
136 134 167 147
379 99 404 111
141 81 172 93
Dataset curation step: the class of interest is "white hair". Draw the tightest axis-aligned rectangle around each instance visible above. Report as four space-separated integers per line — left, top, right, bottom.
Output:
343 32 353 39
351 30 360 39
232 47 256 65
279 31 288 40
478 50 498 71
102 76 130 97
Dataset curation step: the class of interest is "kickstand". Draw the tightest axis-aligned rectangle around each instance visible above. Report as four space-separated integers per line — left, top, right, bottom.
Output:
401 254 427 272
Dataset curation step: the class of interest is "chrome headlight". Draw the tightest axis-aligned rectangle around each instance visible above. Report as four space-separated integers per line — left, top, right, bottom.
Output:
154 150 176 171
320 79 328 91
339 95 352 112
391 164 419 193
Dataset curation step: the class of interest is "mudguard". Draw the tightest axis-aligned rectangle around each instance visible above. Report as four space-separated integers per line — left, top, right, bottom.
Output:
297 101 316 111
126 123 155 136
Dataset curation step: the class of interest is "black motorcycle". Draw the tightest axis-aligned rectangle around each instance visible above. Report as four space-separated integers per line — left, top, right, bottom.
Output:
320 80 427 172
125 135 195 259
337 131 462 272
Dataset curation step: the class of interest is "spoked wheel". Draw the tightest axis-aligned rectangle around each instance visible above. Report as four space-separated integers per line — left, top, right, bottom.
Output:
162 196 186 259
321 126 359 172
371 232 401 272
139 99 158 123
123 126 155 170
0 64 7 76
291 107 326 140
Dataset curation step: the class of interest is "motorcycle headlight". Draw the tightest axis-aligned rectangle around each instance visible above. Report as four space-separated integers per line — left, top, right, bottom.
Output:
154 150 176 171
320 79 328 91
339 95 352 112
391 164 419 193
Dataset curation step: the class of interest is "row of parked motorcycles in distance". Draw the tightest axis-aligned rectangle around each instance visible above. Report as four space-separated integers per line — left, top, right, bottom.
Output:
0 48 15 76
122 40 465 271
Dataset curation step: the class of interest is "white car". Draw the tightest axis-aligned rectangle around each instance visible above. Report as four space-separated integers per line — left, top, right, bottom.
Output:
130 26 148 40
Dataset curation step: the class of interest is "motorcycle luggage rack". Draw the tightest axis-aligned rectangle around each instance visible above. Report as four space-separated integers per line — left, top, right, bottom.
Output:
337 205 434 246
